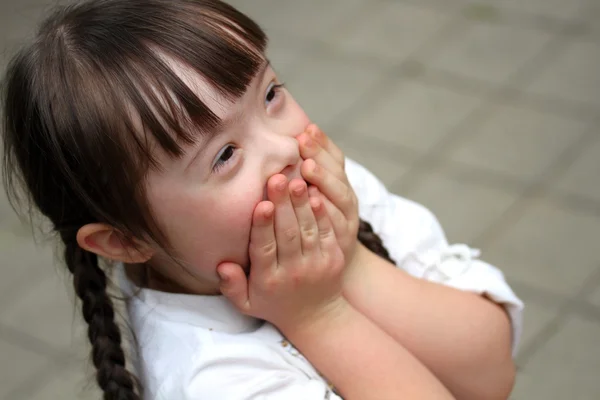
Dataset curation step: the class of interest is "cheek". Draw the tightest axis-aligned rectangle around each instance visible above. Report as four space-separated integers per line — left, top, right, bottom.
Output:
194 184 262 264
209 187 257 228
147 181 262 271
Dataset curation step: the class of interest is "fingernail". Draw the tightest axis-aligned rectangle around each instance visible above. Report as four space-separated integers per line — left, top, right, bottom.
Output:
312 129 323 141
310 198 321 212
276 179 287 191
264 204 274 218
292 185 304 196
312 163 320 174
217 270 228 281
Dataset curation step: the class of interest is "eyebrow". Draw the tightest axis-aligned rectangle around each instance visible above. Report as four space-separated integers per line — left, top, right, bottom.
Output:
185 59 271 170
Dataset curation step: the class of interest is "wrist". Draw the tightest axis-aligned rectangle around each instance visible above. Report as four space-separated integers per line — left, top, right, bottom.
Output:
343 242 372 290
279 296 352 340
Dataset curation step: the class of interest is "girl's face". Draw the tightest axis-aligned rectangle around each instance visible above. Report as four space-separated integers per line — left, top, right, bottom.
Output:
144 58 310 294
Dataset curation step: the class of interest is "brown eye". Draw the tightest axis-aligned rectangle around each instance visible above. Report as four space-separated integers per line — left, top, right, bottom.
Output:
264 82 285 106
220 146 234 162
212 145 236 173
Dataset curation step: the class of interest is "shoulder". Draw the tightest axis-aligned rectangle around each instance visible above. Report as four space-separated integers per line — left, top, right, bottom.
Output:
131 309 214 399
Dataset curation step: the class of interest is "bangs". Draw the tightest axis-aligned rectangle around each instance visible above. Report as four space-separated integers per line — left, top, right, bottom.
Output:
43 0 267 170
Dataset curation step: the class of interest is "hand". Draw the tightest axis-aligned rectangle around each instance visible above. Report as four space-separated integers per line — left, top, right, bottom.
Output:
217 174 348 333
297 124 360 269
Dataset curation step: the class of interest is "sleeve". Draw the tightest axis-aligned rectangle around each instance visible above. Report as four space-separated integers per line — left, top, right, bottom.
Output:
182 344 343 400
346 158 524 356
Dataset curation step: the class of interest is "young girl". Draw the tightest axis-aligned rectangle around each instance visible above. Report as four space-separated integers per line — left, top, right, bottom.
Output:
2 0 523 399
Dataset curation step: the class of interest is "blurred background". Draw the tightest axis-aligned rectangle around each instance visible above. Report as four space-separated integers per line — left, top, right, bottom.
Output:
1 0 599 398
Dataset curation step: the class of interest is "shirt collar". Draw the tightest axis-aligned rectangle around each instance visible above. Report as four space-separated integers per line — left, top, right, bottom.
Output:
116 263 261 333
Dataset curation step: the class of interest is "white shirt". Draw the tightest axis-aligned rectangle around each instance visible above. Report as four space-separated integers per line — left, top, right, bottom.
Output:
120 158 524 400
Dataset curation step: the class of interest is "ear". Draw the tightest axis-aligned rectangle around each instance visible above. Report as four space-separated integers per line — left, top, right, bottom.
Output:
76 223 154 263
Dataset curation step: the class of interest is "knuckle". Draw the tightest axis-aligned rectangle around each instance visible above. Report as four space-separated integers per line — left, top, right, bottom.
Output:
250 239 276 258
263 275 280 294
323 247 344 270
333 170 346 182
319 226 335 241
283 227 299 243
332 249 345 271
290 269 304 287
300 225 318 241
341 185 354 206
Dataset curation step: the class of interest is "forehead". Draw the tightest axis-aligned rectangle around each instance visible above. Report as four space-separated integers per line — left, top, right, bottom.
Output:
138 53 270 168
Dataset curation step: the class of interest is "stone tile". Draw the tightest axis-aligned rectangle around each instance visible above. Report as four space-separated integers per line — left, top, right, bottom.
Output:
27 363 101 400
448 104 588 181
580 5 600 42
510 369 536 400
0 269 88 353
226 0 314 75
266 33 312 77
0 232 56 307
517 300 558 351
588 282 600 308
285 54 385 127
401 170 519 243
513 315 600 399
485 198 600 295
525 41 600 108
470 0 589 21
224 0 280 16
343 79 483 152
332 137 415 189
0 4 45 44
0 187 21 230
1 42 16 76
232 0 365 42
401 0 470 10
553 136 600 202
0 338 48 398
581 20 600 45
425 21 552 85
328 1 453 62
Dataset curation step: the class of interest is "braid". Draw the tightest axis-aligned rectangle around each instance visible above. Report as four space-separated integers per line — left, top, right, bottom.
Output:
62 236 140 400
357 219 395 265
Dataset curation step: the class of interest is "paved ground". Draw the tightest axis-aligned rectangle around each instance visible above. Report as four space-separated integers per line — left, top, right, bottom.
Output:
1 0 599 398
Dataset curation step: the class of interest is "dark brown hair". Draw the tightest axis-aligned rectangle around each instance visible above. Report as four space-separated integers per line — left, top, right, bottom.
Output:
2 0 393 398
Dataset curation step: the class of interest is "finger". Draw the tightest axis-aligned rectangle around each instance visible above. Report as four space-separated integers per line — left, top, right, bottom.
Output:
309 195 338 256
306 124 345 168
298 133 345 182
267 174 301 262
302 159 356 219
307 184 320 199
289 178 319 255
308 186 347 252
248 201 277 275
319 191 349 243
218 262 251 313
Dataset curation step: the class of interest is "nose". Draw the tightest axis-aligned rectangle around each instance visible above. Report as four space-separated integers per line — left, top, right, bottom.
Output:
262 130 301 181
281 164 302 181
